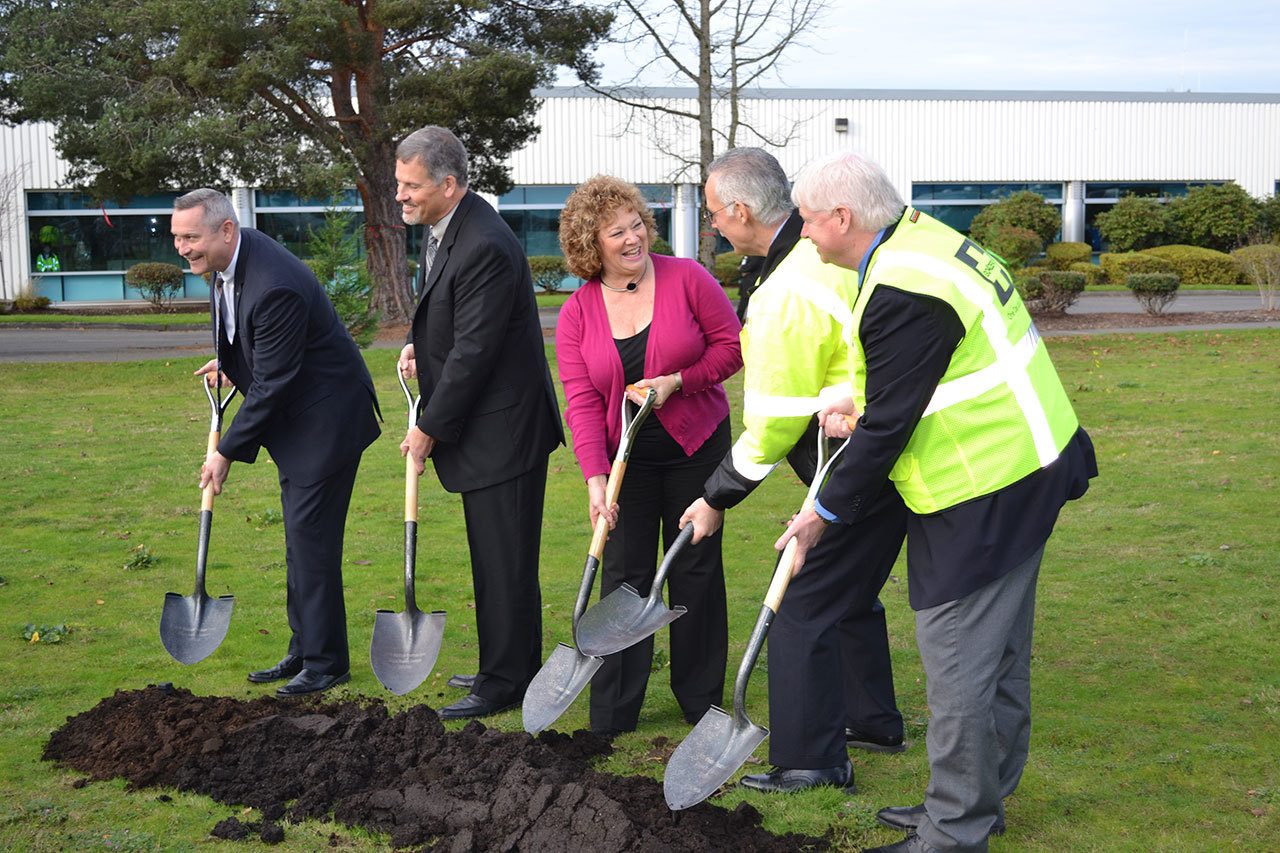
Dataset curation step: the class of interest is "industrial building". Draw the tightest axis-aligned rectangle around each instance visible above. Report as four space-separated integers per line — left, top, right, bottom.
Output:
3 87 1278 303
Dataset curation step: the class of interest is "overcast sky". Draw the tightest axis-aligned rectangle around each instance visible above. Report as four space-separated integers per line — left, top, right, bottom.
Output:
581 0 1280 93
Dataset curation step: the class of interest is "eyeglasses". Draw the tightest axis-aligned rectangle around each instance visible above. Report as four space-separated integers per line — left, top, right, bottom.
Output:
703 201 736 226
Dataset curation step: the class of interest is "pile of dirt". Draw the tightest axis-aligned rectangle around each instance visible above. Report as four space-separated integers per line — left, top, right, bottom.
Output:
44 685 824 852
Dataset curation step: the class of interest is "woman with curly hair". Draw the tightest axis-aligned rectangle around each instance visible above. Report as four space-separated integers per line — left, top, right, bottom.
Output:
555 175 743 736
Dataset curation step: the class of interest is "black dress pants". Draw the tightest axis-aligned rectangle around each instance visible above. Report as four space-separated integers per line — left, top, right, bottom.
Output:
460 457 548 704
279 457 361 676
589 431 729 733
767 484 907 768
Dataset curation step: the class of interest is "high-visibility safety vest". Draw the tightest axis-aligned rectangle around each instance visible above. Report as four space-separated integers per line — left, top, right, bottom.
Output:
728 237 858 485
849 208 1080 514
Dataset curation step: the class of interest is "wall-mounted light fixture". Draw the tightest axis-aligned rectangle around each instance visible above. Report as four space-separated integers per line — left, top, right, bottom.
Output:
834 118 849 133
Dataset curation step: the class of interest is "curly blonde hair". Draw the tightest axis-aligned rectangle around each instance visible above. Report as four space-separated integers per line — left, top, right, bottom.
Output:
558 176 657 280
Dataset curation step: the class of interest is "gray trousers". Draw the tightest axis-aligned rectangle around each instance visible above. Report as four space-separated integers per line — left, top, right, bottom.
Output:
914 546 1044 853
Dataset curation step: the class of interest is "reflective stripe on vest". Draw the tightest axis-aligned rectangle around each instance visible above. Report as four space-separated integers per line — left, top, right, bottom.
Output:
848 210 1080 513
874 248 1060 467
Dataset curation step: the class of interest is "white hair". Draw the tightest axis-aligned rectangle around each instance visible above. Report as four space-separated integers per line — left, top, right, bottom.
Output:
791 151 903 231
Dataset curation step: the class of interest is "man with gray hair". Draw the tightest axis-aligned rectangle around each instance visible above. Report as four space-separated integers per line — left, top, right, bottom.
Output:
680 147 909 794
395 126 564 720
776 150 1097 853
172 188 380 696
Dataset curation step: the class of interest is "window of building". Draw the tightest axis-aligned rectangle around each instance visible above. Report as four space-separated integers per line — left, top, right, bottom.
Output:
1082 181 1219 250
27 193 183 274
910 182 1064 236
498 184 674 261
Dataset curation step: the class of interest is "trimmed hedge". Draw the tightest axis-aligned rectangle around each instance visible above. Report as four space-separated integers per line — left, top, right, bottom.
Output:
983 226 1042 270
125 261 185 312
1020 269 1086 314
1126 272 1181 315
1045 242 1092 270
1140 244 1241 286
1099 252 1174 285
1068 261 1104 288
713 252 744 288
528 255 570 292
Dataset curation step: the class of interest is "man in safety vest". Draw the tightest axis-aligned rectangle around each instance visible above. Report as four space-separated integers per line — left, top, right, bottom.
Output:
681 147 909 793
778 151 1097 853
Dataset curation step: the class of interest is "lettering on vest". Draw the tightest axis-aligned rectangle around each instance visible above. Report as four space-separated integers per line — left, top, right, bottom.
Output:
954 238 1015 306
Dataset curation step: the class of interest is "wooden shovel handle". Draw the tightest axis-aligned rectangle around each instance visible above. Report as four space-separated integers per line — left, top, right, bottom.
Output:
404 453 418 523
587 458 626 559
201 430 219 512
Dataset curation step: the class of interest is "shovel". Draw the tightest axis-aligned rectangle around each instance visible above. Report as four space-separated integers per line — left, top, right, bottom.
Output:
522 386 657 734
574 523 692 658
160 378 238 665
664 425 851 810
370 370 448 695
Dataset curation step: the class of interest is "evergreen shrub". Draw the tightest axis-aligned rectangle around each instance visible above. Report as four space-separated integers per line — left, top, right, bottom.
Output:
1045 242 1092 270
528 255 570 292
1099 252 1174 284
1140 245 1241 286
125 262 185 312
1126 272 1181 315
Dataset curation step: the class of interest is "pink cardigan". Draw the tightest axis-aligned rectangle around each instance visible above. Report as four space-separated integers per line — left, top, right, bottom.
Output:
556 254 743 481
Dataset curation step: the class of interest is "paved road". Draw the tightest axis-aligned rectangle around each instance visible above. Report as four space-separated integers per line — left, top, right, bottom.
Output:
1 291 1275 363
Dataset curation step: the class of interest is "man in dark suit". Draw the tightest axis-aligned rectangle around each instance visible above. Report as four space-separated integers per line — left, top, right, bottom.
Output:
173 188 380 697
394 126 564 719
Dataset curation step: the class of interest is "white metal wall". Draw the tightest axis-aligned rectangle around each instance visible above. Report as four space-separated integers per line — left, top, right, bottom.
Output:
510 89 1280 198
1 122 73 299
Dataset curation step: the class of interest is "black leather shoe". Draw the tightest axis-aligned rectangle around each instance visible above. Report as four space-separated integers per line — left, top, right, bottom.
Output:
739 758 854 794
845 727 907 753
438 693 519 720
876 804 1005 835
247 655 303 683
446 673 476 689
861 833 939 853
275 669 350 696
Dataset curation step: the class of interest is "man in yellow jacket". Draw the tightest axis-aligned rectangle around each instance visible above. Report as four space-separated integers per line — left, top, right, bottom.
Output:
681 147 909 793
778 151 1097 853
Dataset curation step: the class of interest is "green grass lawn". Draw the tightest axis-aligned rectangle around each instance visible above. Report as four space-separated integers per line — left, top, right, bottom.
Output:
0 311 206 326
1 331 1277 851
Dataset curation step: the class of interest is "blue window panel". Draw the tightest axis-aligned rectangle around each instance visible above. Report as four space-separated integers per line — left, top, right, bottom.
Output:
63 275 126 301
254 189 361 208
32 275 64 301
185 274 212 299
26 191 179 211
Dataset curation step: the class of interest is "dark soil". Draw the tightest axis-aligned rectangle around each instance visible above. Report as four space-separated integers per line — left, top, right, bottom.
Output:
1032 308 1279 332
44 685 825 852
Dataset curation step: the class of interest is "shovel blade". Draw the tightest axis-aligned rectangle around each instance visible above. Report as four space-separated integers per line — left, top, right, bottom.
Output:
576 584 686 658
521 642 604 734
160 591 235 665
663 705 769 810
370 608 447 695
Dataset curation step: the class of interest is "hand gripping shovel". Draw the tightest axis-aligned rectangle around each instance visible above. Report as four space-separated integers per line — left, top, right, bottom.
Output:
664 425 851 810
574 523 692 658
370 370 448 695
522 386 657 734
160 378 238 665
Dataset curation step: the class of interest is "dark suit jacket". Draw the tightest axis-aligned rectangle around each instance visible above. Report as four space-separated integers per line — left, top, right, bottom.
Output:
410 190 564 493
213 228 380 487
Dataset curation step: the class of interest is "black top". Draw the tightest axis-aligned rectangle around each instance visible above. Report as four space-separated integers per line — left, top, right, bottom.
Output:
615 325 686 462
816 283 1098 609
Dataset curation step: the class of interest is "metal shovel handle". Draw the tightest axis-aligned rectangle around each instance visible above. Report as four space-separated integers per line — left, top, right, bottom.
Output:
648 524 695 608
